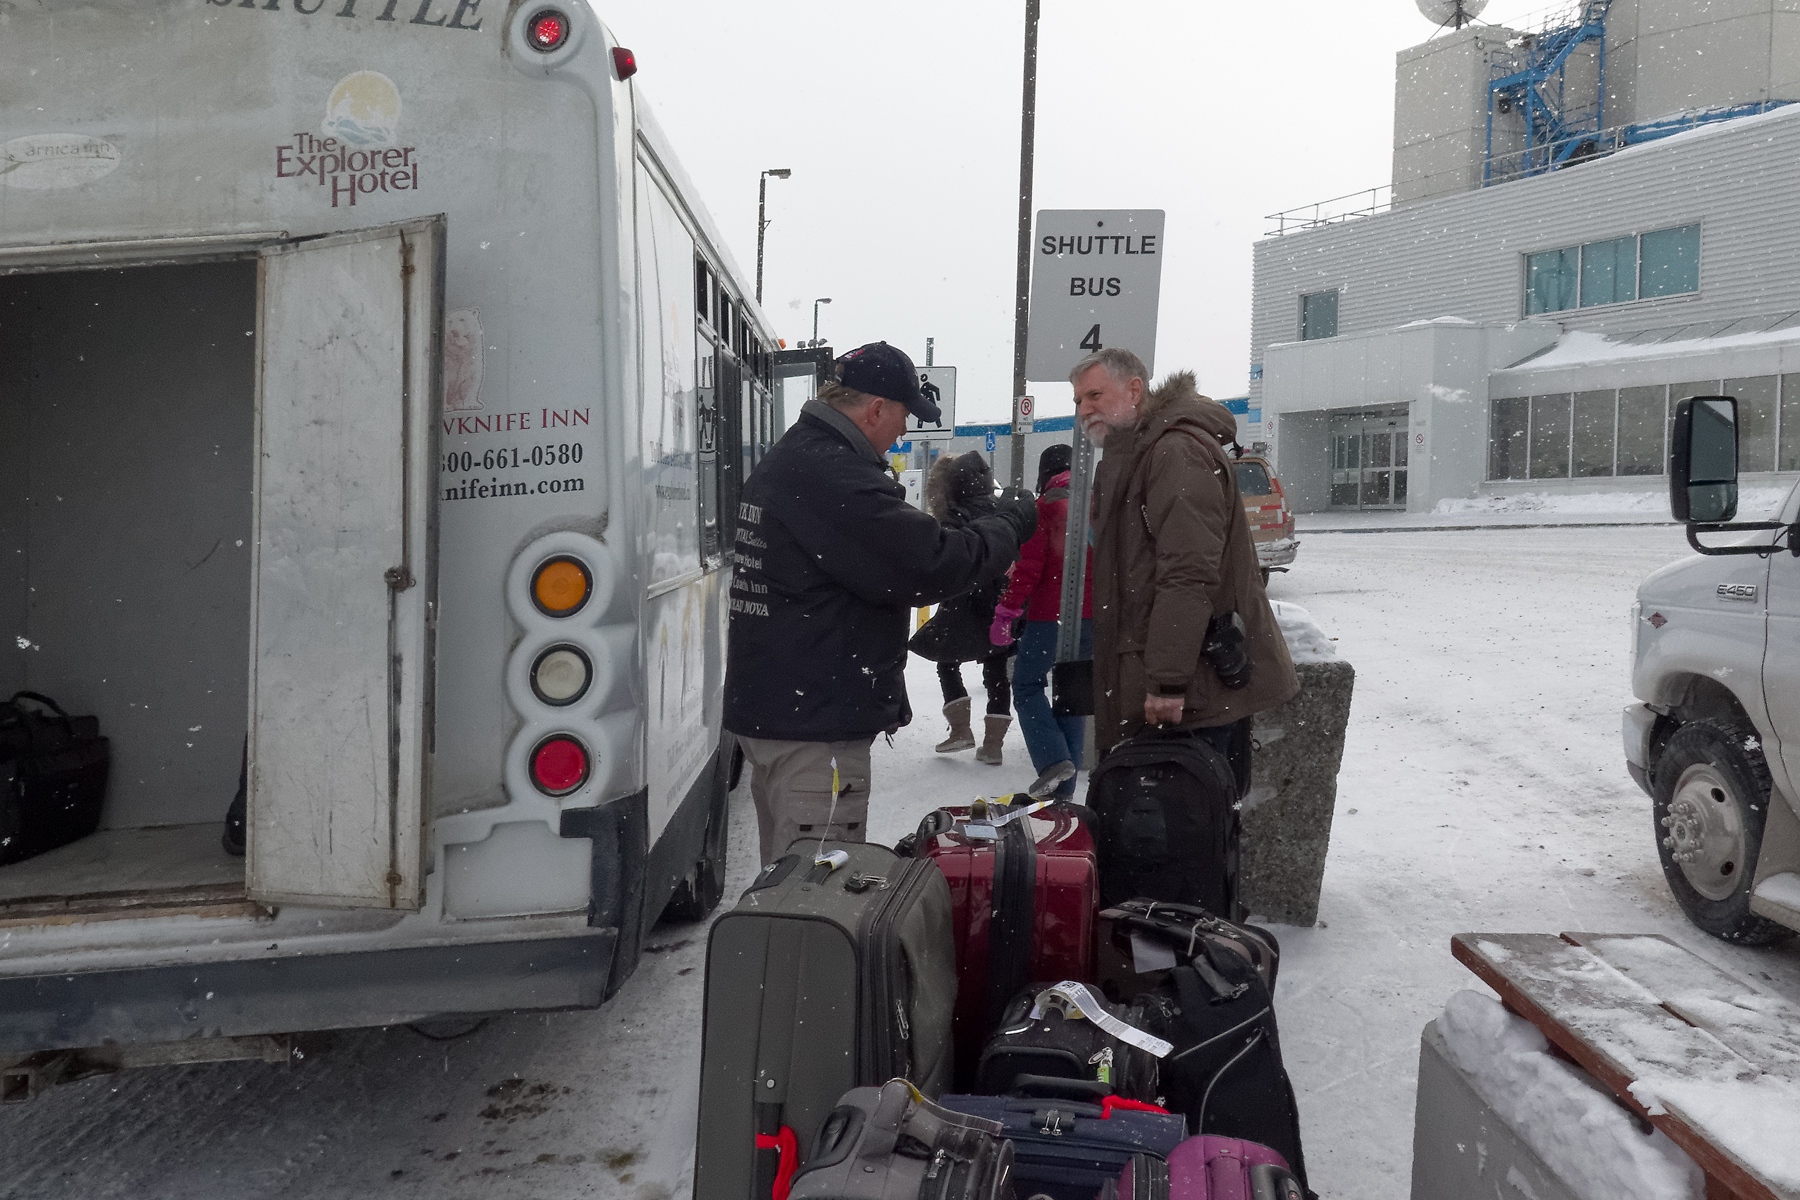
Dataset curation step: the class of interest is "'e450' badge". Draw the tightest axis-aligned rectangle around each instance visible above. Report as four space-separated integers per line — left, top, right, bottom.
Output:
1717 582 1759 602
275 71 421 207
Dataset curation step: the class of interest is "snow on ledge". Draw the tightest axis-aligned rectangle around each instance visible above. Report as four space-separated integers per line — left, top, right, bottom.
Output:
1437 990 1704 1200
1270 600 1338 662
1515 326 1800 372
1434 486 1793 520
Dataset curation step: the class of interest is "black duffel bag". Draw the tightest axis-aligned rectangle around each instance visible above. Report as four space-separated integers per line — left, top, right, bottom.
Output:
1 691 110 866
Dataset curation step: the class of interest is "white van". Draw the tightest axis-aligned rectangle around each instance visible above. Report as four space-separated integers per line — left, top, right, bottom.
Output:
1624 395 1800 945
0 0 775 1071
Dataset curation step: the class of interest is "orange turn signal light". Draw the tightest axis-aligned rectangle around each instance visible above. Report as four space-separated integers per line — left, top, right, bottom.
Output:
532 557 591 616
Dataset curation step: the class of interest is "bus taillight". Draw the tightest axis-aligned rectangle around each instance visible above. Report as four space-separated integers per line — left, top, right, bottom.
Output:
526 9 569 51
531 735 590 795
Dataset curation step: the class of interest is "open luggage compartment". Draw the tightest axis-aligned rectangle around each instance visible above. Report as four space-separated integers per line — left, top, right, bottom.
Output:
0 260 256 917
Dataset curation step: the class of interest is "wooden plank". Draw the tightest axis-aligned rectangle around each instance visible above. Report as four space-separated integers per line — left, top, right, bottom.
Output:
1564 932 1800 1084
1453 933 1793 1200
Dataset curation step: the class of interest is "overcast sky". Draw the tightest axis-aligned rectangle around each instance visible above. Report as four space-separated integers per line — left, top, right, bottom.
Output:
607 0 1551 424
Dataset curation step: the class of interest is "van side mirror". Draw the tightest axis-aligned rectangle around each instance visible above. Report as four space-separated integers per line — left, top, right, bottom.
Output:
1670 396 1739 524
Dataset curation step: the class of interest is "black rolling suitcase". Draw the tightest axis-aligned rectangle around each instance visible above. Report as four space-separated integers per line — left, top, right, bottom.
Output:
1086 730 1241 918
1126 919 1309 1192
695 842 958 1200
788 1080 1015 1200
936 1093 1186 1200
0 691 110 866
972 982 1165 1103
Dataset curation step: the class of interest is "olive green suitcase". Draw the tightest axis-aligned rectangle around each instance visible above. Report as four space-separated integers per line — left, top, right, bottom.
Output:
694 841 958 1200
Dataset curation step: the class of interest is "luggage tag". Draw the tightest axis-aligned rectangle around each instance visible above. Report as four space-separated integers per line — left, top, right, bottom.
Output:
1029 982 1174 1058
960 796 1053 841
1129 931 1178 974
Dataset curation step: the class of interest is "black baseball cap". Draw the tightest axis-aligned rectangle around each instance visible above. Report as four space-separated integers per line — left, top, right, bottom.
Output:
834 342 940 424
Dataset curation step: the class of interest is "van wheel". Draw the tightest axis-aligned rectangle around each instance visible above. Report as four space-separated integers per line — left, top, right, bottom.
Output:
663 767 730 923
1653 719 1793 946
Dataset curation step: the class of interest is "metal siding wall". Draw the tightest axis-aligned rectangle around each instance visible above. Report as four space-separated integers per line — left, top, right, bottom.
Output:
1251 108 1800 399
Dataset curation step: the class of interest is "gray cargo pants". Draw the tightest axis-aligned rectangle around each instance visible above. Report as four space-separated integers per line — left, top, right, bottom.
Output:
737 735 874 867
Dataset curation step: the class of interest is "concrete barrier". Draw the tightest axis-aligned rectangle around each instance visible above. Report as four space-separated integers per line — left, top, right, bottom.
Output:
1240 604 1354 927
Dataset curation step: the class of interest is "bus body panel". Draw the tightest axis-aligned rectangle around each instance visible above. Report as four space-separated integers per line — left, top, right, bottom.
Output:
0 0 775 1047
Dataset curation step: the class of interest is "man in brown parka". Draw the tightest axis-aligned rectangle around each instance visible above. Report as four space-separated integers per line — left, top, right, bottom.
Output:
1073 347 1299 777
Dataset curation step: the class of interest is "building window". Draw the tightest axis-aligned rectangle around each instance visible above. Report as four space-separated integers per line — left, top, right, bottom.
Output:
1616 386 1667 476
1640 224 1701 298
1489 397 1529 480
1727 376 1778 472
1525 248 1577 315
1489 376 1793 482
1580 237 1636 308
1529 394 1572 479
1300 289 1338 340
1524 223 1698 315
1572 390 1616 476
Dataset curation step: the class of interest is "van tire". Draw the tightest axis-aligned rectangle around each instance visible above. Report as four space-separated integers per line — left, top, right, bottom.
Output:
1653 719 1793 946
663 762 730 923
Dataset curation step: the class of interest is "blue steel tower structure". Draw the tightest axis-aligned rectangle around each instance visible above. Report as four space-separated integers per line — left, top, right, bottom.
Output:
1484 0 1613 185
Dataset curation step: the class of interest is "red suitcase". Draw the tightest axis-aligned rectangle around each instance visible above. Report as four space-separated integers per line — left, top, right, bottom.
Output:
907 797 1099 1088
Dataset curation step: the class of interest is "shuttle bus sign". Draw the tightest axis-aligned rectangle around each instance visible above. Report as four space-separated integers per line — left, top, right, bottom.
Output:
1025 208 1165 382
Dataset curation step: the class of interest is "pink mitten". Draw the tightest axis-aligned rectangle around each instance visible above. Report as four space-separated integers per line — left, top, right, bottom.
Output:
990 605 1024 646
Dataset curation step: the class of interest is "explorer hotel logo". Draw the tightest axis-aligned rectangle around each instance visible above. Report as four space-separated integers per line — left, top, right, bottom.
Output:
275 71 420 207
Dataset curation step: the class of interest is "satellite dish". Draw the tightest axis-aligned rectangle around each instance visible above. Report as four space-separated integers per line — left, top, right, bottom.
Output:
1417 0 1488 28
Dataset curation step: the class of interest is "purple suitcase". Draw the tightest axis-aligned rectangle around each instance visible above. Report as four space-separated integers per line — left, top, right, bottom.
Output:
1106 1139 1306 1200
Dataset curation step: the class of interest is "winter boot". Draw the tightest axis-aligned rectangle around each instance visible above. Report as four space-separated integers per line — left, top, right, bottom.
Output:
975 714 1010 766
935 697 976 753
1026 759 1076 798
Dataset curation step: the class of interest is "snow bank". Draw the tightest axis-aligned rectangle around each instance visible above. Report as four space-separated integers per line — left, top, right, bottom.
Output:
1269 600 1338 662
1437 990 1705 1200
1434 486 1793 520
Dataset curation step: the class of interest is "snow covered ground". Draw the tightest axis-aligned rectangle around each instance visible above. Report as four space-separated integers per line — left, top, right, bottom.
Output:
6 525 1800 1199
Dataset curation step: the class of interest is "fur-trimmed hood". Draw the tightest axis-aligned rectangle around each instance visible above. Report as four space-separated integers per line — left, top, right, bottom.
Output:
927 451 997 524
1142 370 1238 445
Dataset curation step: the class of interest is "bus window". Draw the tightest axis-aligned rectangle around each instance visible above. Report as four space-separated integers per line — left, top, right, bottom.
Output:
694 258 711 327
697 335 721 563
641 171 700 583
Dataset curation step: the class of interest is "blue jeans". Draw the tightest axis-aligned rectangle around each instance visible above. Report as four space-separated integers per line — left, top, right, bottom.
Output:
1013 618 1092 793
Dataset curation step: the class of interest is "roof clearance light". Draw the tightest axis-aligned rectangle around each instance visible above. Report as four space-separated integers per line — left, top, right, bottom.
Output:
531 735 590 795
526 9 569 52
612 46 638 80
532 556 591 616
531 645 592 706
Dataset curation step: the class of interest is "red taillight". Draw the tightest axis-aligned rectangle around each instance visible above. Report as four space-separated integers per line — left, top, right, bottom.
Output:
526 9 569 51
531 735 589 795
612 46 638 80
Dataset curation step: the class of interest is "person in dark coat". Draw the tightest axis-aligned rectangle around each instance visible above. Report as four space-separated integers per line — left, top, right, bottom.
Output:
724 342 1039 864
988 443 1094 798
924 451 1014 765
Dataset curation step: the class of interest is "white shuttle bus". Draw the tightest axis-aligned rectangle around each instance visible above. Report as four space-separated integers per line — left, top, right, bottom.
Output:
0 0 776 1076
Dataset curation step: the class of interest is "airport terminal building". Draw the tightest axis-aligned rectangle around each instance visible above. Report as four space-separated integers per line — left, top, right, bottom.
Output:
1252 0 1800 513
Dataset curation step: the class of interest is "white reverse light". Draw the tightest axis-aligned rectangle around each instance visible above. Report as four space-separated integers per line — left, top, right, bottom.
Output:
531 646 591 706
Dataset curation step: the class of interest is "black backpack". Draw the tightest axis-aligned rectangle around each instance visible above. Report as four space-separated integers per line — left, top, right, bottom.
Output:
1086 728 1242 918
0 692 110 866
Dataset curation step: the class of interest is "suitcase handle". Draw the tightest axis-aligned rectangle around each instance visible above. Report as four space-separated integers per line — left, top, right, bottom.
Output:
1008 1074 1111 1101
1098 1096 1170 1118
754 1126 799 1200
3 691 79 753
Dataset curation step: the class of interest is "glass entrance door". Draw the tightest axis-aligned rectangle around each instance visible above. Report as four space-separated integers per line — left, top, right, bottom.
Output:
1328 408 1410 509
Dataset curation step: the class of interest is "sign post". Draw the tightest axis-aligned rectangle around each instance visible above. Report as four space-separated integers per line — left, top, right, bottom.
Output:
1025 209 1166 382
907 366 957 442
1013 394 1035 436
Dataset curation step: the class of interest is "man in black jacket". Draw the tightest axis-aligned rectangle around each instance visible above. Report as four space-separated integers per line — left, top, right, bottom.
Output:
726 342 1038 863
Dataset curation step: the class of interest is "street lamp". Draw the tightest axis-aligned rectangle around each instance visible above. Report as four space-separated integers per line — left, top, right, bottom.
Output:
812 297 832 345
756 168 791 304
